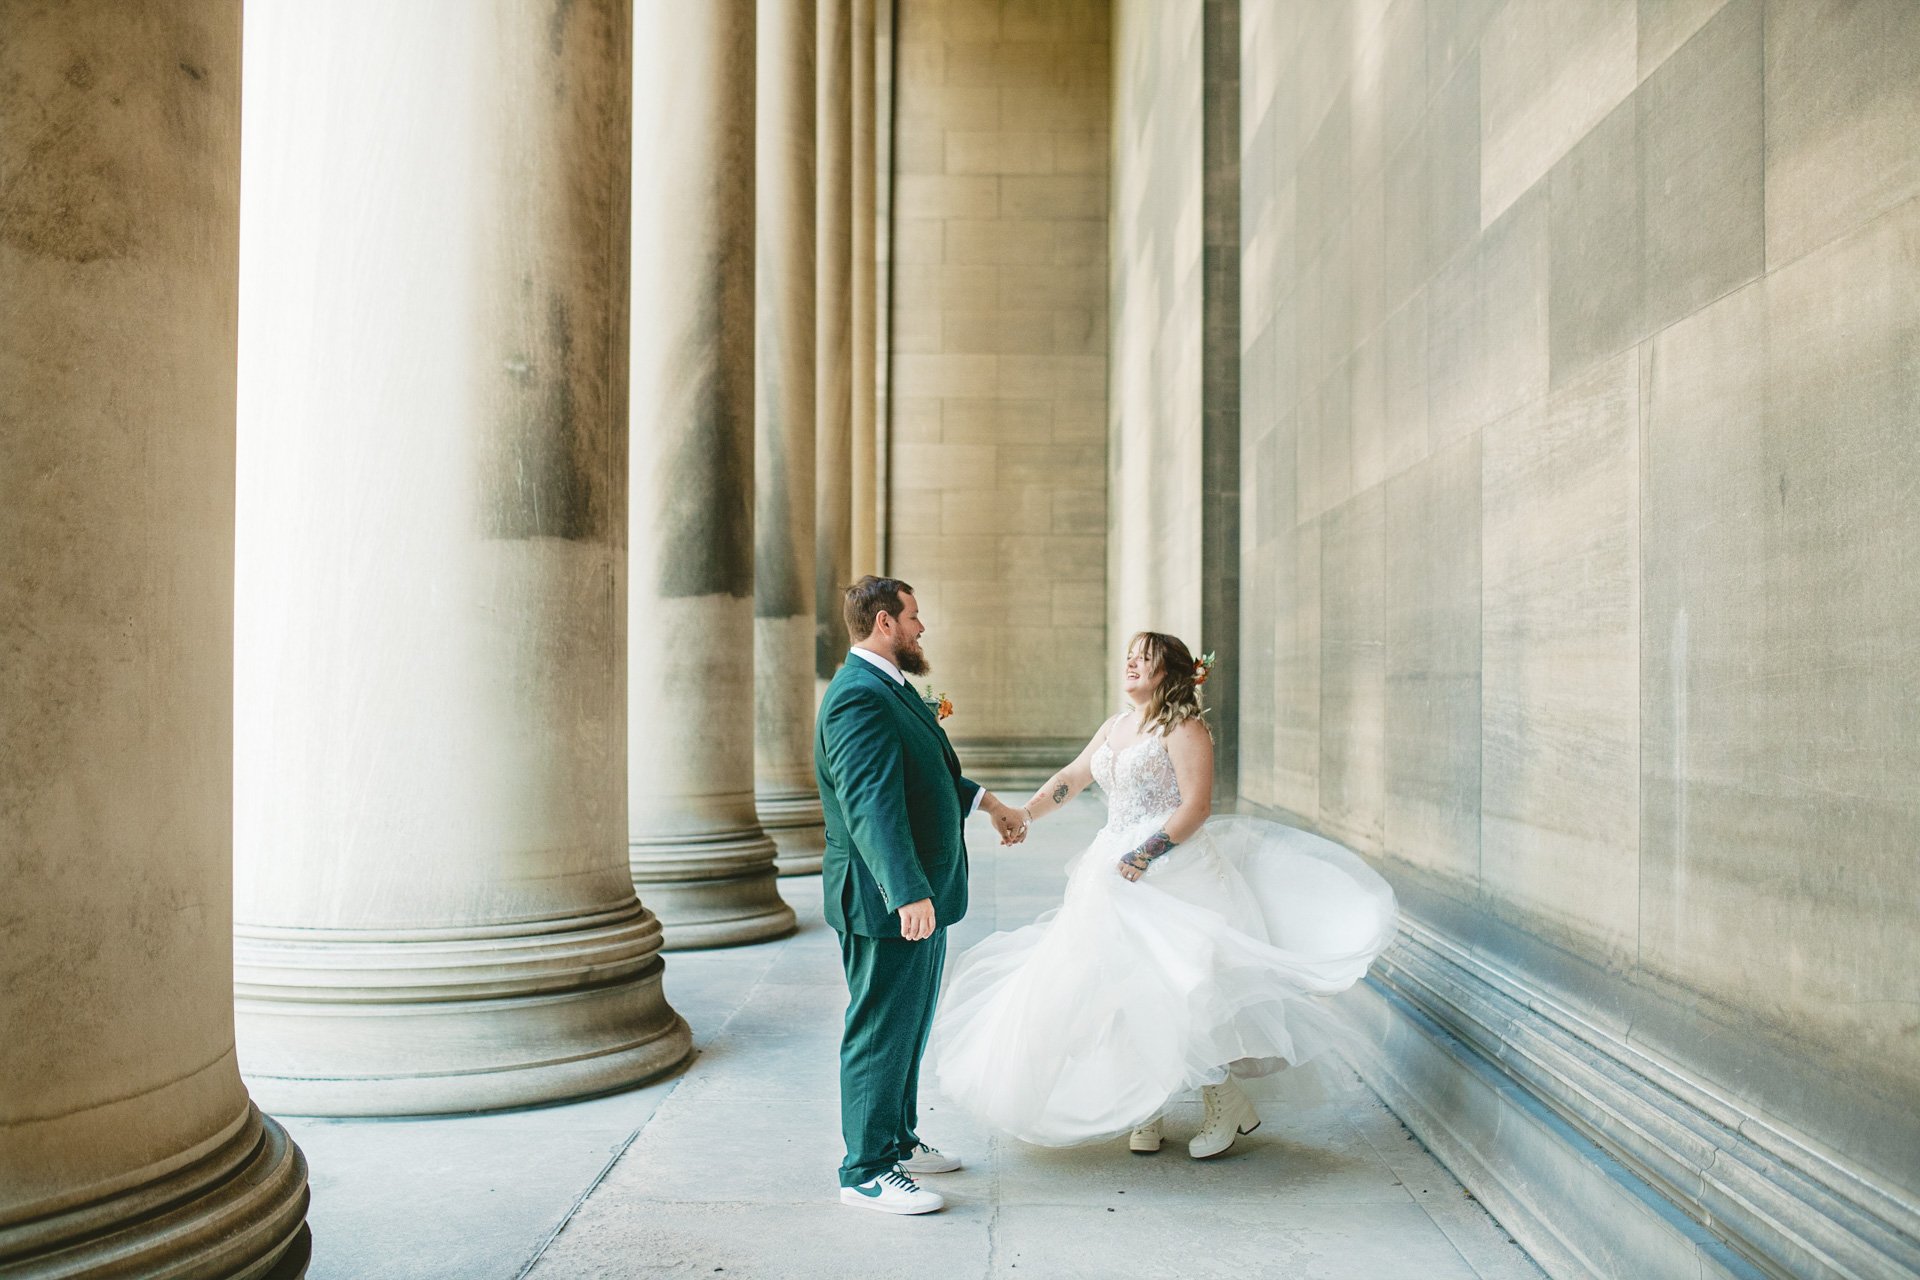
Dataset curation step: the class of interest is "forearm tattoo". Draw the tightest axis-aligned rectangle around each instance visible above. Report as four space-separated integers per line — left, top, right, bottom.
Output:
1120 830 1176 874
1051 783 1069 805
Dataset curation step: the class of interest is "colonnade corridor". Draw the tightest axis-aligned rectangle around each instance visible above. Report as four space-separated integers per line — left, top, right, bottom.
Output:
9 0 1920 1275
283 798 1540 1279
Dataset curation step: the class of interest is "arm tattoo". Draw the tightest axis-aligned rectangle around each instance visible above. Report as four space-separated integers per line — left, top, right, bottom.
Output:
1051 783 1069 805
1120 830 1176 873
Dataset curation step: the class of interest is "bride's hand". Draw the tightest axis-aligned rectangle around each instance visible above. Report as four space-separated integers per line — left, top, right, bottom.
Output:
1116 832 1171 882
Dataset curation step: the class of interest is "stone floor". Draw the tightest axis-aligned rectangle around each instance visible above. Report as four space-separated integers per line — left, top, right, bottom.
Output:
281 797 1544 1279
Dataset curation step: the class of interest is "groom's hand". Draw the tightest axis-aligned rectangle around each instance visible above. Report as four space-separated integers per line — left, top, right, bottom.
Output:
898 898 936 941
980 794 1029 846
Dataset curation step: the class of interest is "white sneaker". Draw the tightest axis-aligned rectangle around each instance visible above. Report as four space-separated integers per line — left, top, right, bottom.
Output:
899 1142 962 1174
1188 1079 1260 1158
1128 1116 1163 1153
839 1167 945 1215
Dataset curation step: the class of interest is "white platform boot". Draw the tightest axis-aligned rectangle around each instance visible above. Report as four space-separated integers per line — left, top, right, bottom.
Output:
1188 1078 1259 1158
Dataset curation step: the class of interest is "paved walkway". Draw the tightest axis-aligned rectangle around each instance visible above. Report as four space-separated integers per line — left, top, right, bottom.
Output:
285 797 1543 1279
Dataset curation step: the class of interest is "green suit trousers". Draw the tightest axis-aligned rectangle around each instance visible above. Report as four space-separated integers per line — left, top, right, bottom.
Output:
837 926 947 1187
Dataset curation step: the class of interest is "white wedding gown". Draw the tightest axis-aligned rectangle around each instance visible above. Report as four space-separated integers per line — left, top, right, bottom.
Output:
930 730 1398 1147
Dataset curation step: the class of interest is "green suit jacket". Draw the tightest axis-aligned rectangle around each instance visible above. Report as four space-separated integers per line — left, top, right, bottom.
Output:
814 655 982 937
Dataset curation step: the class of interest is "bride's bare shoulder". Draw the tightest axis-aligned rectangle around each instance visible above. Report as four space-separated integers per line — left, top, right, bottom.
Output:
1164 716 1214 755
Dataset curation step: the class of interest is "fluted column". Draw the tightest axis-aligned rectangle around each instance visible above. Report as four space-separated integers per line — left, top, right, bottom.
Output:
850 0 880 575
816 0 856 680
628 0 798 948
232 0 691 1115
756 0 830 877
0 6 312 1274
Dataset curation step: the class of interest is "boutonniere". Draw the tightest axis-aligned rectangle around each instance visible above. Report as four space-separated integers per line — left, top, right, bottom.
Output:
920 684 954 721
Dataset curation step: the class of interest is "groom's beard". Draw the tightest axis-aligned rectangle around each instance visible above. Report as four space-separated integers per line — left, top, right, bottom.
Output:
896 638 930 676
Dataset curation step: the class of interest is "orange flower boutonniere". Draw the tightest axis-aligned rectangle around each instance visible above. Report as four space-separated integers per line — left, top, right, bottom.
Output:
920 685 955 721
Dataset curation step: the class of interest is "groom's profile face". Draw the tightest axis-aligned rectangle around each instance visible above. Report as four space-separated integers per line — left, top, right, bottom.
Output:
885 592 931 677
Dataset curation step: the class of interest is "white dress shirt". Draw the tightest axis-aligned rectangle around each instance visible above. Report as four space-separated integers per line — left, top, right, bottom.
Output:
848 647 985 815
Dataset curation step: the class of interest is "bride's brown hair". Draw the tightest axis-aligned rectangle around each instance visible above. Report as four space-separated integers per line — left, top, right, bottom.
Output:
1130 631 1210 737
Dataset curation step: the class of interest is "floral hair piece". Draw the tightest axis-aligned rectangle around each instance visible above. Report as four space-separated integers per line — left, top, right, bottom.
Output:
1192 650 1219 686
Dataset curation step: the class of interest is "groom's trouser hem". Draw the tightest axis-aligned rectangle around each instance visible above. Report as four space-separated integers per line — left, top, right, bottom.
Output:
836 926 946 1188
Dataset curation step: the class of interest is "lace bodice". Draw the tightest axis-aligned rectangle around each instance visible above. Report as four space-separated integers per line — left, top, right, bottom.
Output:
1091 732 1184 836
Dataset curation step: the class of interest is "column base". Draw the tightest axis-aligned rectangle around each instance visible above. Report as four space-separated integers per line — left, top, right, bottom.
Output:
234 901 693 1117
0 1106 310 1280
758 788 827 877
630 828 798 949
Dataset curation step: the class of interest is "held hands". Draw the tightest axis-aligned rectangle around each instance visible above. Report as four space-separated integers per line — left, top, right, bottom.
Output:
898 898 937 941
981 793 1029 846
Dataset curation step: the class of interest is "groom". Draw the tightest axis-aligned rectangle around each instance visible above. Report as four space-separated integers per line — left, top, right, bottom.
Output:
815 576 1026 1215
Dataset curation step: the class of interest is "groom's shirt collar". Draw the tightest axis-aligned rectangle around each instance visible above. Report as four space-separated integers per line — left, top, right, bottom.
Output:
849 646 906 685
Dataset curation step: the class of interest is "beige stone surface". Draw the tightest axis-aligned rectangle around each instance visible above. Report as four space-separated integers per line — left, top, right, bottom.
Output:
817 0 855 677
1 4 310 1270
1111 0 1204 663
1384 438 1482 879
1636 0 1728 77
1763 0 1920 268
1546 98 1639 388
233 0 691 1112
1480 352 1641 952
1273 516 1323 822
1318 490 1387 855
1226 0 1920 1217
851 0 880 577
889 0 1112 743
629 0 794 951
1478 0 1636 224
1426 189 1548 446
1643 200 1920 1158
1639 0 1763 333
756 0 827 876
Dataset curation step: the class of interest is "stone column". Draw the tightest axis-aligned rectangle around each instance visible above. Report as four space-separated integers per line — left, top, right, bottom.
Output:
756 0 830 877
816 0 856 680
232 0 691 1115
628 0 798 947
0 6 312 1274
850 0 880 575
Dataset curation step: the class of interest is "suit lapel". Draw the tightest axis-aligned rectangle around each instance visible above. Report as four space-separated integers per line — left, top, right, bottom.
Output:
855 660 958 770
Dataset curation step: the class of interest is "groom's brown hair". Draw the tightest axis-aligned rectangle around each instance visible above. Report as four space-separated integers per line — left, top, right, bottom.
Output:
844 575 915 641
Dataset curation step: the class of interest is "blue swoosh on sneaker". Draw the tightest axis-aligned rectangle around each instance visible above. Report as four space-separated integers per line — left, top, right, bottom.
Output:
852 1181 883 1198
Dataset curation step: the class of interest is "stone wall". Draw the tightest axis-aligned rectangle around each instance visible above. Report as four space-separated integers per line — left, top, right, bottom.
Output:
1122 0 1920 1270
886 0 1111 758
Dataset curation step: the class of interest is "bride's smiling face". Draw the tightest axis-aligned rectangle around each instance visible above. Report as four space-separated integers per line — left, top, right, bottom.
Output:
1121 642 1163 702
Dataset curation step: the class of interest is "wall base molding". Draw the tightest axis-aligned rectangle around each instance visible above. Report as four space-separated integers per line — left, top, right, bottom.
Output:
948 736 1084 791
1346 921 1920 1280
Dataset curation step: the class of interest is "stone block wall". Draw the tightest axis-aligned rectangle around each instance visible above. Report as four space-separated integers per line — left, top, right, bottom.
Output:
1120 0 1920 1269
886 0 1111 753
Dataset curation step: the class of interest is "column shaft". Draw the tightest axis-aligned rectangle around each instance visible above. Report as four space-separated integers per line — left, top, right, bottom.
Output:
0 5 311 1273
628 0 798 947
850 0 880 575
815 0 856 680
233 0 690 1115
756 0 829 876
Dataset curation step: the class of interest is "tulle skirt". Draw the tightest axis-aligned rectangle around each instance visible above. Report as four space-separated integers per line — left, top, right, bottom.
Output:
929 815 1398 1147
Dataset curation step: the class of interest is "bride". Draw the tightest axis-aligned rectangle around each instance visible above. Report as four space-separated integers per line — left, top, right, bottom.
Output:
930 631 1398 1157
